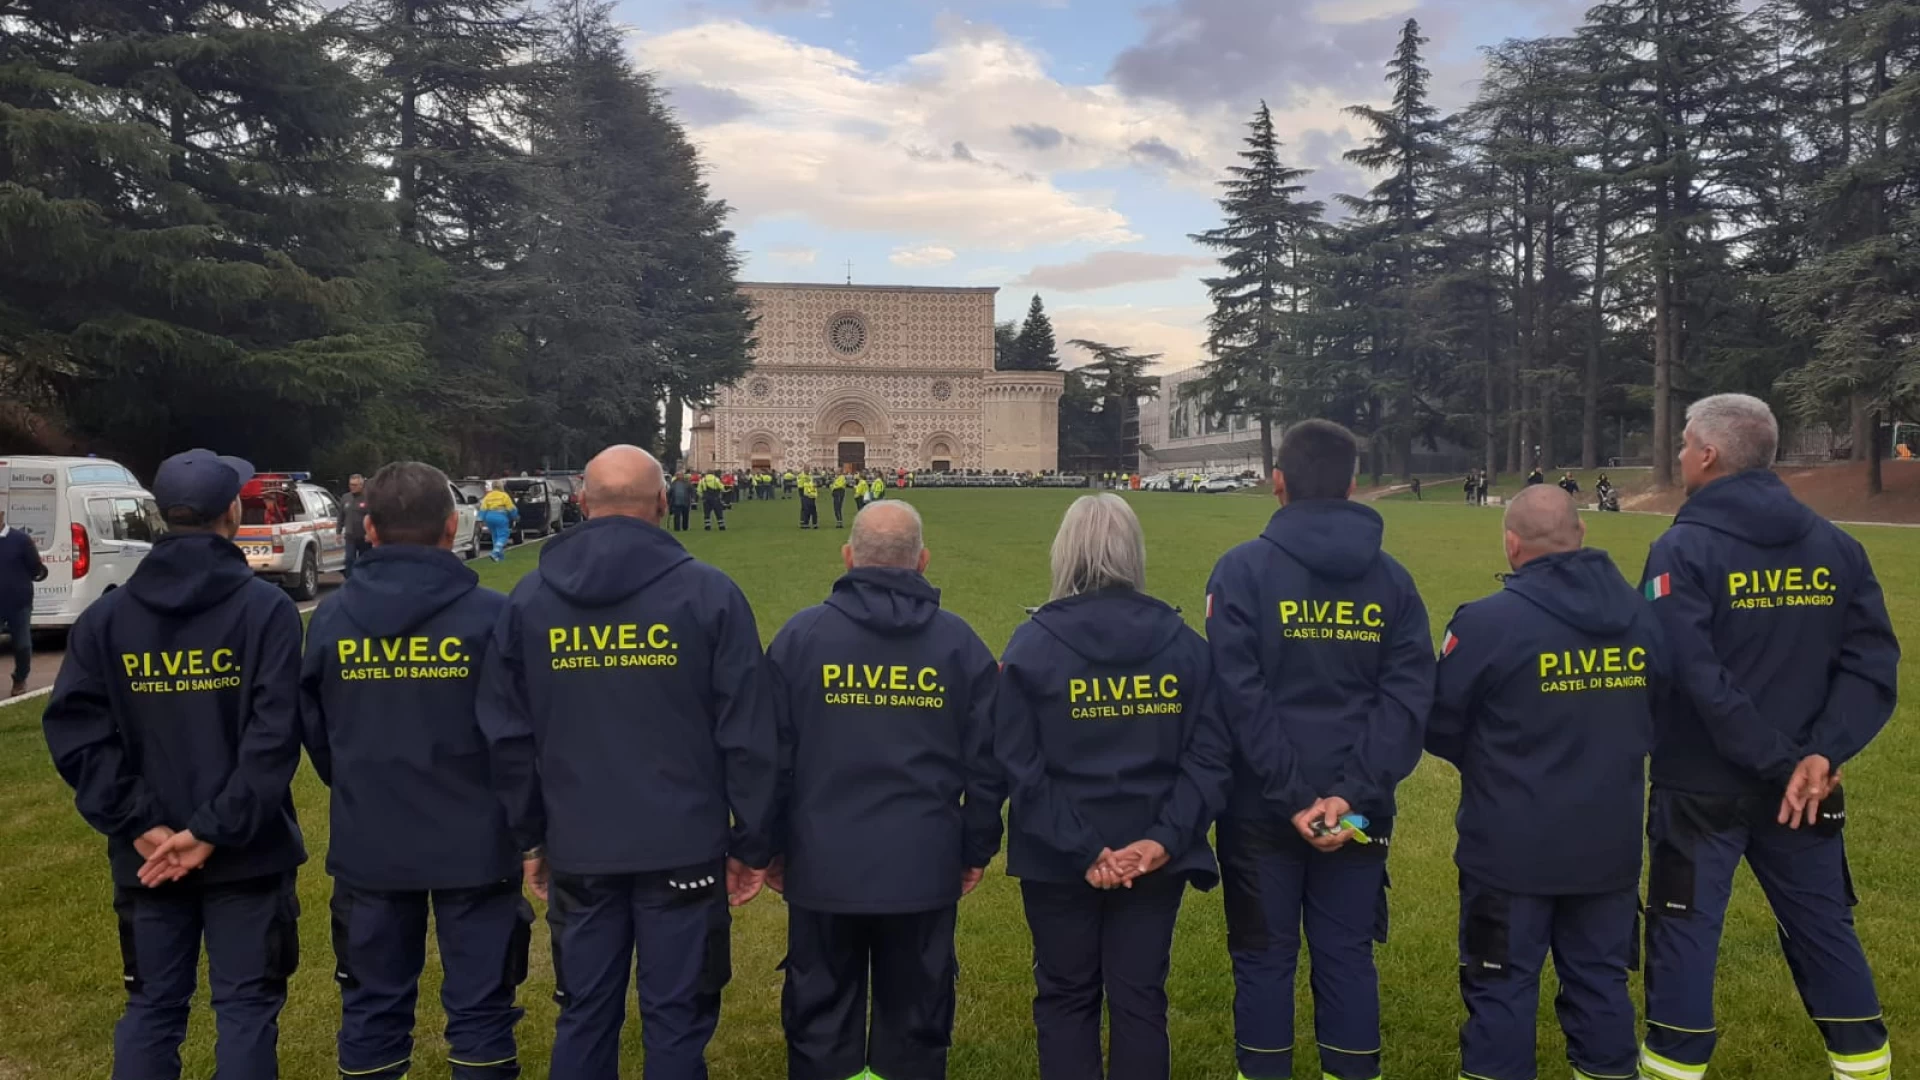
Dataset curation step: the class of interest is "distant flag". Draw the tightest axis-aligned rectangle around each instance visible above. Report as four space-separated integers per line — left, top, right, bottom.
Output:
1442 630 1459 657
1645 573 1673 601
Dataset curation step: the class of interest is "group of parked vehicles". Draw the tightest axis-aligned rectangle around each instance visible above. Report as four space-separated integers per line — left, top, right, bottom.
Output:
1 455 584 631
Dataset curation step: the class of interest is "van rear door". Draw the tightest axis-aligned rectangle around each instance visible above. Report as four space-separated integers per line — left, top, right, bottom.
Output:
1 462 69 617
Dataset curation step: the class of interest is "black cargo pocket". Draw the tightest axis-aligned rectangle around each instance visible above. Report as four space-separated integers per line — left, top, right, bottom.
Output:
1646 840 1696 919
113 888 141 996
265 877 301 984
1372 866 1392 945
1814 785 1848 839
1460 886 1509 979
329 886 358 989
506 893 534 989
697 901 733 996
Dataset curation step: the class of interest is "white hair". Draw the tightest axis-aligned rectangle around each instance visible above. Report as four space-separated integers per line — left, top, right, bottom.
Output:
1050 494 1147 602
849 501 924 568
1686 393 1779 472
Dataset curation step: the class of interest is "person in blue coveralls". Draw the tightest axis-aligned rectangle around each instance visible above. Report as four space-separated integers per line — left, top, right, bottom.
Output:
300 461 532 1080
762 500 1002 1080
1636 394 1900 1080
1204 419 1434 1080
1427 484 1667 1080
996 493 1232 1080
42 449 307 1080
479 445 778 1080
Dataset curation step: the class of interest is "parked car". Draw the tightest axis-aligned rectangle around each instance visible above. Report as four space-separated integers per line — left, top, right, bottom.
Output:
236 473 349 601
1197 475 1247 493
0 456 163 629
546 473 585 526
501 476 563 540
443 479 482 560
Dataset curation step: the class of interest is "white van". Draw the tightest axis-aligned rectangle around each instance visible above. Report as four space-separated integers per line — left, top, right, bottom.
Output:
0 456 164 629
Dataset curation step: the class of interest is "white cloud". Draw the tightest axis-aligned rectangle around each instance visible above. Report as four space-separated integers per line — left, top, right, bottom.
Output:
768 245 819 266
635 19 1272 251
1051 303 1212 372
889 245 958 267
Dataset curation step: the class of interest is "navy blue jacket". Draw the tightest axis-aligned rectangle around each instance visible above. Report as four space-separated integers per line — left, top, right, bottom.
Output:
1428 548 1667 895
1205 500 1434 824
477 515 776 875
766 568 1000 914
997 588 1230 889
1643 470 1899 795
301 546 516 891
42 533 306 886
0 526 44 614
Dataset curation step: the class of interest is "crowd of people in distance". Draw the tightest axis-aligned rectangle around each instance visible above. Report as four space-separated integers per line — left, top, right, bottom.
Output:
34 392 1897 1080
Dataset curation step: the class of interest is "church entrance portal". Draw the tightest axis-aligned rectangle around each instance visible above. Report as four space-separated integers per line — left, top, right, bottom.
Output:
837 441 866 471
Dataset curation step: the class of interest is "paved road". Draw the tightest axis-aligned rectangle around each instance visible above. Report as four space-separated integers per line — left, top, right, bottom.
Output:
5 574 345 705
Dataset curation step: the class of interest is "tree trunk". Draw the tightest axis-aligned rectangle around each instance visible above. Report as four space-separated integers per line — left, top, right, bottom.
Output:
1867 409 1883 495
1652 264 1675 488
1583 190 1606 468
397 0 420 244
663 393 685 471
1259 416 1274 475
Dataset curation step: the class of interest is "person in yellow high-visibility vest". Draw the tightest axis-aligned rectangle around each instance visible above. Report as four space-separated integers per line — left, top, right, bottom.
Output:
830 472 849 528
798 474 819 529
699 471 728 531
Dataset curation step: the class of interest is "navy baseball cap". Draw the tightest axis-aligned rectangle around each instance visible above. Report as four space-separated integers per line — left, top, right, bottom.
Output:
152 449 255 518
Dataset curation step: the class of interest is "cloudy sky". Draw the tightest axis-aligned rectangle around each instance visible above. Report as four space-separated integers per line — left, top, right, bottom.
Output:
621 0 1588 371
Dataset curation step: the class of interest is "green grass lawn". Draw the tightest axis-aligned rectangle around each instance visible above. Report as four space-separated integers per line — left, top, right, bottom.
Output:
1 489 1913 1079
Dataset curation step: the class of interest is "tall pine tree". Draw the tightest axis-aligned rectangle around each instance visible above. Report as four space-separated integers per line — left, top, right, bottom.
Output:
0 0 416 469
1012 294 1061 371
1190 102 1325 472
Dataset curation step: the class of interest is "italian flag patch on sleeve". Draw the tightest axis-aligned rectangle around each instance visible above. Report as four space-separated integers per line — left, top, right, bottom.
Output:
1645 573 1672 601
1442 630 1459 657
1206 593 1214 619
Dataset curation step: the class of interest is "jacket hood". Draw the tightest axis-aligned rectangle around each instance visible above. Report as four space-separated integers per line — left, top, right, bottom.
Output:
338 546 478 638
824 567 943 634
1260 499 1384 580
1030 587 1186 666
538 516 692 607
1505 547 1641 636
1675 469 1819 548
125 533 255 615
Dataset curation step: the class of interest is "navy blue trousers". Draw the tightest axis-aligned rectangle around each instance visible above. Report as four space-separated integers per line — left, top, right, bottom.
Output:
1641 787 1888 1080
1456 875 1638 1080
111 871 300 1080
1220 816 1391 1080
782 905 958 1080
329 880 531 1079
547 867 731 1080
1020 874 1185 1080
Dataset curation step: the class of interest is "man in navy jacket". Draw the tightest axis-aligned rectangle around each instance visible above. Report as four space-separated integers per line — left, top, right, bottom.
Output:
764 501 1001 1080
1204 420 1434 1080
301 461 529 1080
0 503 47 696
43 449 306 1080
1638 395 1898 1080
478 444 777 1080
1427 485 1667 1080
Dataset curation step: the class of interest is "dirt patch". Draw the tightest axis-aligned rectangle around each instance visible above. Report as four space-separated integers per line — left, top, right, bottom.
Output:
1624 462 1920 524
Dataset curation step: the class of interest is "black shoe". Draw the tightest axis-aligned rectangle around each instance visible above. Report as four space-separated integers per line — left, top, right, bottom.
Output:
704 525 712 531
8 679 24 698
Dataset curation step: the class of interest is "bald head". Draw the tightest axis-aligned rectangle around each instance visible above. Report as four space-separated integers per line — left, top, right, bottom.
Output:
582 445 666 524
846 501 928 572
1503 484 1584 569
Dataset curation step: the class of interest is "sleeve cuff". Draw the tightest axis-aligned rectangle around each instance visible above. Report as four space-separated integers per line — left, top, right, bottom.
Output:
1145 824 1184 858
184 808 234 848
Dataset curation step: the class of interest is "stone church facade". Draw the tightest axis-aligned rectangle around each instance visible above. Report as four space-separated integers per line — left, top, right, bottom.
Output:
688 282 1064 474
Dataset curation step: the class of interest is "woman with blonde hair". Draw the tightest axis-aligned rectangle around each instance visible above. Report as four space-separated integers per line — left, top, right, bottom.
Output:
995 493 1231 1080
